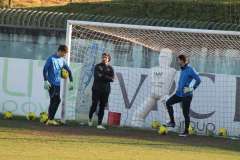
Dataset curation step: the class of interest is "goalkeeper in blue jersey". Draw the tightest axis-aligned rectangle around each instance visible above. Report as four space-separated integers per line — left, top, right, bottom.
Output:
43 45 73 125
166 54 201 137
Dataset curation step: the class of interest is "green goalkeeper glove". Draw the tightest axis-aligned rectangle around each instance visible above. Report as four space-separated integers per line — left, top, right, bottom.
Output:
184 87 194 93
44 81 51 90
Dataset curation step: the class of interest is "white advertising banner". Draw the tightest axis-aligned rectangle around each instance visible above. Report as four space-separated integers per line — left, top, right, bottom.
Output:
0 57 239 136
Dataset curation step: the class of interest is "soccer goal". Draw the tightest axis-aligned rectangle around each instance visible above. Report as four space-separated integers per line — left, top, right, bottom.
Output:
62 20 240 137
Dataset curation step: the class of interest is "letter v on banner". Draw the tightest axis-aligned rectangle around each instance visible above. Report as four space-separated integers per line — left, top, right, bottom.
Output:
116 72 147 109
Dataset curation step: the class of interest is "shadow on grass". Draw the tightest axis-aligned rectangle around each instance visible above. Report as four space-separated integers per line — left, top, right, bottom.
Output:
0 117 239 153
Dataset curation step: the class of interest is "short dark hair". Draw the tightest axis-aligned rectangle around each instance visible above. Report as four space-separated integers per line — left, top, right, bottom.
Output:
177 54 187 63
102 52 111 62
58 44 68 52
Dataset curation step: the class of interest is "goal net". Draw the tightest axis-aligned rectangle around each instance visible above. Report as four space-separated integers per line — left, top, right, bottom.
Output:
62 20 240 137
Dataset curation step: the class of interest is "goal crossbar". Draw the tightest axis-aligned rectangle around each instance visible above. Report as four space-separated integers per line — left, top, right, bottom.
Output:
66 20 240 55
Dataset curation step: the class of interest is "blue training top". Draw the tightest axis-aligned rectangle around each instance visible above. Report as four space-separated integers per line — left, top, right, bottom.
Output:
43 54 73 86
176 64 201 97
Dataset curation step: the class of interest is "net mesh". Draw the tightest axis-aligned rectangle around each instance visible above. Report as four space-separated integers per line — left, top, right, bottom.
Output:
65 21 240 137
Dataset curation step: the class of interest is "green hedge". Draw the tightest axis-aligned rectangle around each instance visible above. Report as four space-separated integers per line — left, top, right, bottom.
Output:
27 0 240 24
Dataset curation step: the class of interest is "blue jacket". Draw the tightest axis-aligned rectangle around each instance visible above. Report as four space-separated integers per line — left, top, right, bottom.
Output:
176 64 201 97
43 54 73 86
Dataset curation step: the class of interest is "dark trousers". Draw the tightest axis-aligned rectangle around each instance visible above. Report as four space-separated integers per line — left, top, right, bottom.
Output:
89 89 109 125
48 85 61 120
166 94 192 132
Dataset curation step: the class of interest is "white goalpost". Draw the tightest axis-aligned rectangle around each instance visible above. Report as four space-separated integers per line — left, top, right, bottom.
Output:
61 22 72 123
62 20 240 137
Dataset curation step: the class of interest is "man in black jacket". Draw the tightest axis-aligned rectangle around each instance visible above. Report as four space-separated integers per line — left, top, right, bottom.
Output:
88 53 114 129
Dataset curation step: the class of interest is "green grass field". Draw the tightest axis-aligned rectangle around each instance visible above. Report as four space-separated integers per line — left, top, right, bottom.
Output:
0 118 239 160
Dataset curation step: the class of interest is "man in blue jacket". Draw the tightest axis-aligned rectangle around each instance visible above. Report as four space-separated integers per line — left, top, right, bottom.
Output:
166 54 201 136
43 45 73 125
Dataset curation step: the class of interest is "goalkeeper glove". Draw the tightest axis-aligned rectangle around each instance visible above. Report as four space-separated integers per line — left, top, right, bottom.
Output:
69 81 74 91
184 87 194 93
44 81 51 90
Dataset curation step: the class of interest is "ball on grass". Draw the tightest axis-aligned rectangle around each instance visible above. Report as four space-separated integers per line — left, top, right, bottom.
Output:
3 111 13 119
158 125 168 135
151 120 161 129
39 112 48 123
218 128 227 138
26 112 36 121
188 125 196 135
40 114 48 123
40 112 48 117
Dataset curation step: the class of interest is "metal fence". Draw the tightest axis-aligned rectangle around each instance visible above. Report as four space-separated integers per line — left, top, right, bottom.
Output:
0 8 240 31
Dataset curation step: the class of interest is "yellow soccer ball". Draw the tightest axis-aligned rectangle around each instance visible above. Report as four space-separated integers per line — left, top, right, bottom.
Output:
188 125 196 135
218 128 227 138
40 112 48 117
40 112 48 123
61 68 69 79
151 120 161 129
26 112 36 121
158 125 168 135
40 115 48 123
3 111 13 119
